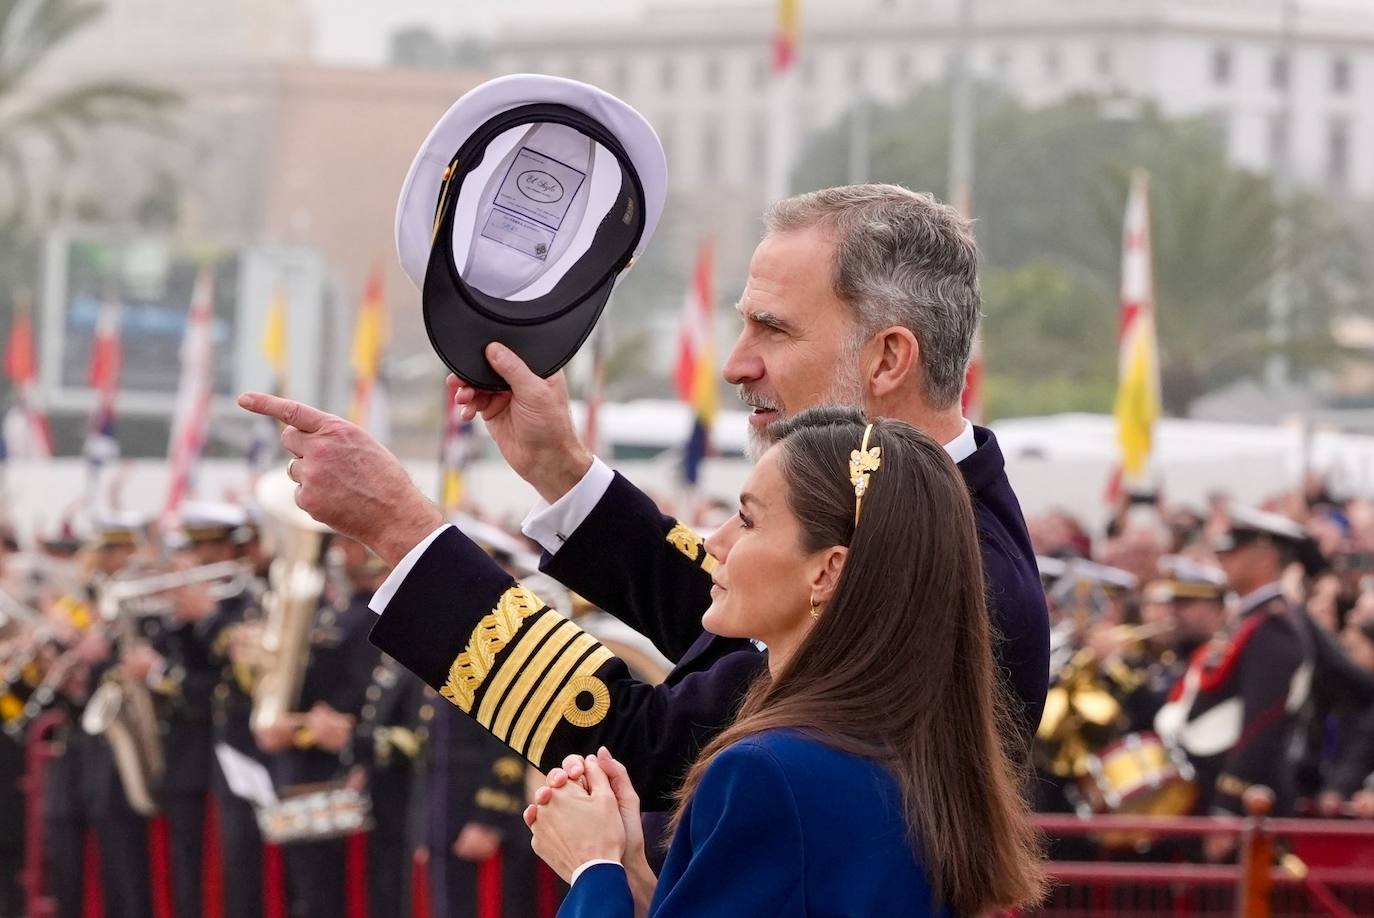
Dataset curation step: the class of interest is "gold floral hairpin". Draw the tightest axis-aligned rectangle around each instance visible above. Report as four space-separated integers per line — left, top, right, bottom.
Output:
848 423 882 526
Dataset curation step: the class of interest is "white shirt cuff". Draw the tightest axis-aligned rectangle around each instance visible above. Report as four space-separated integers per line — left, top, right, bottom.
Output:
520 457 615 556
369 524 453 616
570 858 623 887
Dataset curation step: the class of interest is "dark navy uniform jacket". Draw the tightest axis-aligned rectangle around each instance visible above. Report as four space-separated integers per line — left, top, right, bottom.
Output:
559 729 951 918
371 426 1048 812
1156 587 1312 815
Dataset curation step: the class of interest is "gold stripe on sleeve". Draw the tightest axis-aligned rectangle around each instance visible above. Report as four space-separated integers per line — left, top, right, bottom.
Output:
507 631 602 754
474 612 564 728
490 621 582 742
524 646 616 766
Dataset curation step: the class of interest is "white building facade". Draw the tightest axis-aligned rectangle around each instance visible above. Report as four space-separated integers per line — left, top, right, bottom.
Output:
487 0 1374 205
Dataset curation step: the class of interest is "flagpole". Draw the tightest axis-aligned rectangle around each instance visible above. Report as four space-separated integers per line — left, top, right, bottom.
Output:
766 0 800 203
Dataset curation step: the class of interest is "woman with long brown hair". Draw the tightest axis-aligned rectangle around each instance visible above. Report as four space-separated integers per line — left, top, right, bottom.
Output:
526 407 1045 916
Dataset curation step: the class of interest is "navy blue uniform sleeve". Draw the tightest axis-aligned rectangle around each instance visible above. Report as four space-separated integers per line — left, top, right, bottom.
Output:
370 526 759 809
1214 620 1305 814
650 742 806 916
557 863 634 918
541 472 715 663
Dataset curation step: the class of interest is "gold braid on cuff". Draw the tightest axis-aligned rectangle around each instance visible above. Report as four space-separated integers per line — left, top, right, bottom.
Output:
848 423 882 526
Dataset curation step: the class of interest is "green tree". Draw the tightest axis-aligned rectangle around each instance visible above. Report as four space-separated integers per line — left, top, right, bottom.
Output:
0 0 175 222
794 86 1369 417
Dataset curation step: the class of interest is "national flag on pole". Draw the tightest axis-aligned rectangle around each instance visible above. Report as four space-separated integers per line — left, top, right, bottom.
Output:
350 265 389 444
83 297 123 498
677 240 717 487
1111 169 1162 498
248 288 289 474
3 294 53 460
773 0 801 73
162 267 216 520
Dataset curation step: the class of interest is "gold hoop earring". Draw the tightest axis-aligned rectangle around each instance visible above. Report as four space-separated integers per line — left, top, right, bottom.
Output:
809 596 820 620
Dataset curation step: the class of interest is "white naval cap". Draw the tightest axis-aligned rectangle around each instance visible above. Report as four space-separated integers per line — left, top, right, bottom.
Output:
394 74 667 391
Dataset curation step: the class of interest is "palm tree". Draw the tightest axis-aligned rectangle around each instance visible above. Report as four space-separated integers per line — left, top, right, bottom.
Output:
0 0 176 222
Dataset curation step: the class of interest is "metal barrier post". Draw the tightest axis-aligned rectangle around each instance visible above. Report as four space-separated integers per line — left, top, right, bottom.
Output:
1237 787 1275 918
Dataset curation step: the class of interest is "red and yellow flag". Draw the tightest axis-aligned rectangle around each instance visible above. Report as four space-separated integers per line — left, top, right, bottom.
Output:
350 264 389 440
773 0 800 74
1113 169 1162 487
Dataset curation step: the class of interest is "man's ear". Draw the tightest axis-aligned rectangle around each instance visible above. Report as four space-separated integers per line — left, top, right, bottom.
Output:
867 326 919 399
808 546 848 605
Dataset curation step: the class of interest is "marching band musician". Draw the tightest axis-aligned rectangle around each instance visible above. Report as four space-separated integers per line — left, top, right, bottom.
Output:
51 520 154 918
1112 558 1228 731
1155 509 1316 859
254 536 380 918
121 506 244 918
180 503 267 918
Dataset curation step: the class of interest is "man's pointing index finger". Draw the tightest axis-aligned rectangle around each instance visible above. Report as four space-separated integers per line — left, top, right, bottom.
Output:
237 392 331 434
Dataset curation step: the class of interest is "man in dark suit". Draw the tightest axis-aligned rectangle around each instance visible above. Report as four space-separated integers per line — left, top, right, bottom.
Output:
240 185 1050 828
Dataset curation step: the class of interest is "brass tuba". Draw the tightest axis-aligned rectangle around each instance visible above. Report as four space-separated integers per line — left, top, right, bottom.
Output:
250 469 330 733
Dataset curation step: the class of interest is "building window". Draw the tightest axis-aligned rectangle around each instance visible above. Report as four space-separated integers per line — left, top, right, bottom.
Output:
1333 55 1352 94
660 57 676 93
1095 46 1113 78
703 56 721 93
1329 117 1350 187
1212 46 1232 85
1271 52 1289 91
1044 46 1062 80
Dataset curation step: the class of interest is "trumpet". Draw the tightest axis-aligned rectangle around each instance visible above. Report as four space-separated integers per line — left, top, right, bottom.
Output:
97 561 252 621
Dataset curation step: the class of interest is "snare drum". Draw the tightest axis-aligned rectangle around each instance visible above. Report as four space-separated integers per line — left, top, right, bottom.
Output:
1076 731 1198 817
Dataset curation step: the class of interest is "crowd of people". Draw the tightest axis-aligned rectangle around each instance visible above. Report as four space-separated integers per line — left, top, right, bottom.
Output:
1028 481 1374 843
0 504 547 918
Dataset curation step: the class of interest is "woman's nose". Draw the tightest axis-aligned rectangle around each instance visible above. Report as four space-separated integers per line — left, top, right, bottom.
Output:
704 518 735 565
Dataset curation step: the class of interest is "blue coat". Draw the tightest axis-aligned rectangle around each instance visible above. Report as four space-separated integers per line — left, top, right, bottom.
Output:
558 730 951 918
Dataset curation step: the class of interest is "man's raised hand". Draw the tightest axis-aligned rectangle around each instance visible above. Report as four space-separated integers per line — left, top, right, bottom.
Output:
237 392 444 565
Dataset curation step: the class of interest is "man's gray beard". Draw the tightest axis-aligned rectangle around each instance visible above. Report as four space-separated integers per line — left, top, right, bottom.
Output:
743 352 867 461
